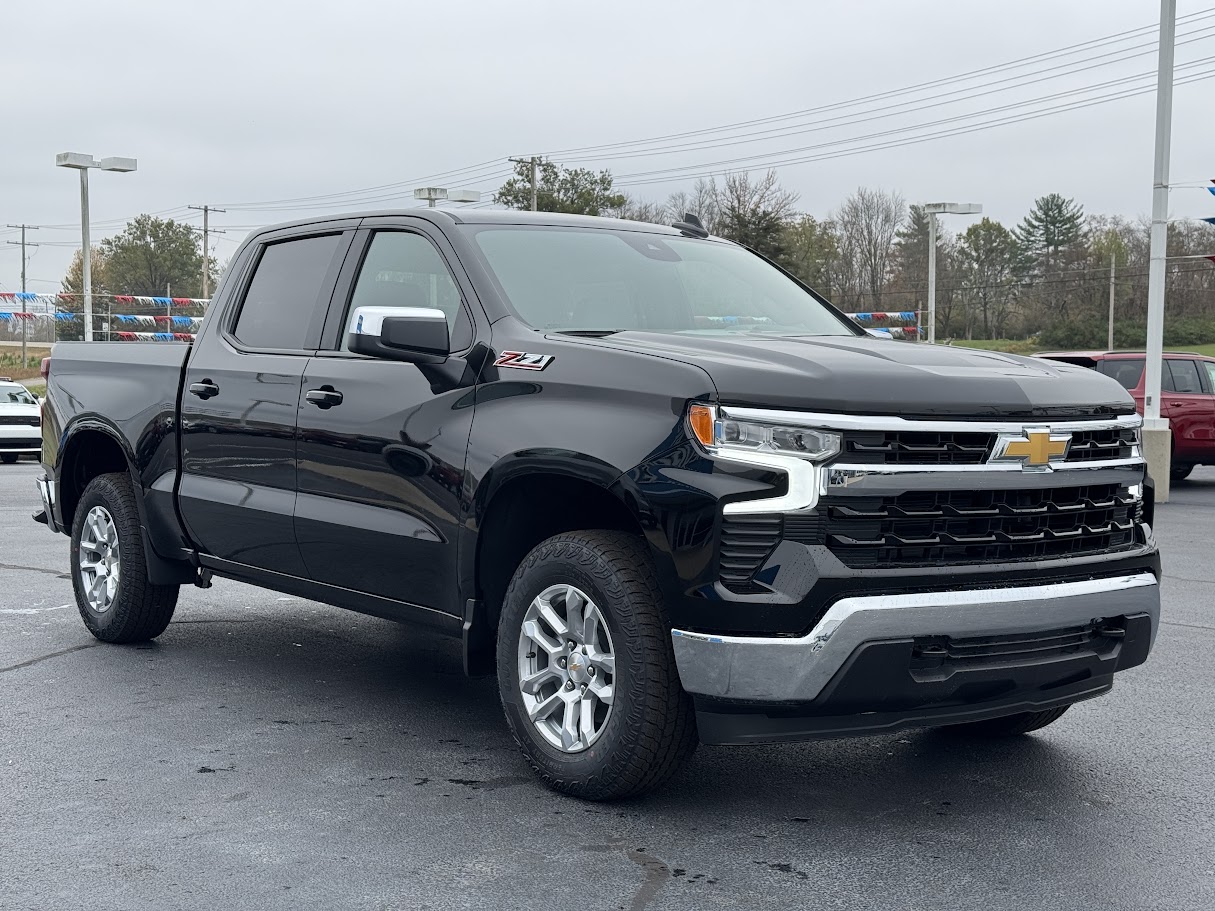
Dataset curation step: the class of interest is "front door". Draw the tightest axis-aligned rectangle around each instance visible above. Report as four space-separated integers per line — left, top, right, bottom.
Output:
293 225 479 615
179 228 353 575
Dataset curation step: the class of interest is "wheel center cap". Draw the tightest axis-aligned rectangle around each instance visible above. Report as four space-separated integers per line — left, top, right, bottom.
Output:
566 652 591 685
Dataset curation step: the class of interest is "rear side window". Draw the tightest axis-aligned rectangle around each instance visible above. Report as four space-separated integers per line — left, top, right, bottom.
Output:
1166 359 1203 394
1203 361 1215 393
233 234 343 349
1096 358 1144 390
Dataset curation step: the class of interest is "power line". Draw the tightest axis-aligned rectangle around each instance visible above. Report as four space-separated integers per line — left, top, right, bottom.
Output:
542 7 1215 159
610 64 1215 188
556 28 1215 167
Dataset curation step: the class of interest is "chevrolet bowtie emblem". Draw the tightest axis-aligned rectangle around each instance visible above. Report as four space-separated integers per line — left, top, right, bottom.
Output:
992 430 1071 468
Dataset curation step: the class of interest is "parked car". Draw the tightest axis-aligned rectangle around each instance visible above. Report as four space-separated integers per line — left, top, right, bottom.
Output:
34 211 1160 799
1037 351 1215 481
0 377 41 463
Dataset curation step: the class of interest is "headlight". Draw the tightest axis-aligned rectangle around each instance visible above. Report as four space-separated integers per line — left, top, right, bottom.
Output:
687 403 840 462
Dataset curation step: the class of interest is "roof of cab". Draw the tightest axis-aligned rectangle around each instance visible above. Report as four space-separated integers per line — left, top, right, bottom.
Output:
254 208 694 238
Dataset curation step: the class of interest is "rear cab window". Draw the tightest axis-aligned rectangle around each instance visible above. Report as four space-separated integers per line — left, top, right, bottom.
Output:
1096 358 1145 390
232 234 345 350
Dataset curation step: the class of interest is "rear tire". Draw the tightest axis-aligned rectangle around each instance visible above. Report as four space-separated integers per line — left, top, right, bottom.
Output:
940 705 1071 737
1 453 18 464
70 472 179 643
1170 463 1193 482
497 530 697 800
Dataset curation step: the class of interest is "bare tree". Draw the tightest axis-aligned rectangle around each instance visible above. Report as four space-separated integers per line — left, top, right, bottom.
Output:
612 196 667 225
664 178 721 234
832 187 906 309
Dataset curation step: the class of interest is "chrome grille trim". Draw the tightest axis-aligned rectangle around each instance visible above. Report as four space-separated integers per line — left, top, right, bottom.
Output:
718 406 1142 436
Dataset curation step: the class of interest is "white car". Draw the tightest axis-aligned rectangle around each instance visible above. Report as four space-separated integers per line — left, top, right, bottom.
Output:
0 378 41 464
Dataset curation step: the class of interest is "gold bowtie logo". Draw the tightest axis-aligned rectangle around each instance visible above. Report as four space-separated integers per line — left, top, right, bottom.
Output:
994 430 1070 467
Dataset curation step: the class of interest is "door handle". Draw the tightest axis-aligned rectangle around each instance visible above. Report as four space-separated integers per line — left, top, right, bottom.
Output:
189 380 219 400
305 386 344 409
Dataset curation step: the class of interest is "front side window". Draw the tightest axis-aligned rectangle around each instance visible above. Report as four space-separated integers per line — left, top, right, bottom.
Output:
233 234 343 349
344 232 471 350
463 226 856 337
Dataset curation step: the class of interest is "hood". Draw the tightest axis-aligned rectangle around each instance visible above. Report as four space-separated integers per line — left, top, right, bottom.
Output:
581 333 1135 418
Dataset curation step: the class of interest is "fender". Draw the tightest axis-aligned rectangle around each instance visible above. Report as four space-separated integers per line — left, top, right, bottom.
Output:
56 416 196 585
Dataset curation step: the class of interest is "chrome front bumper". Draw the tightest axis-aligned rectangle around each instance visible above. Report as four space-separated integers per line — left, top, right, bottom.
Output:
671 572 1160 702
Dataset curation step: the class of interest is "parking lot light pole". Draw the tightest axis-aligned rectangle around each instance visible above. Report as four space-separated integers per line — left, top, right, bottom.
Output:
55 153 138 341
1142 0 1176 501
922 203 982 344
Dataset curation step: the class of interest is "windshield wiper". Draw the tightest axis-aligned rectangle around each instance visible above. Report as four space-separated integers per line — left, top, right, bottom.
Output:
551 328 628 338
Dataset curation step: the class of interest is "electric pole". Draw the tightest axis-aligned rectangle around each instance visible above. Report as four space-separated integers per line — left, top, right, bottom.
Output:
5 224 40 367
510 157 540 211
1108 255 1116 351
189 205 225 298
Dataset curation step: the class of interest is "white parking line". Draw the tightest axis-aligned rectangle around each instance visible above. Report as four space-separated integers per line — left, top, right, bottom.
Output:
0 604 73 615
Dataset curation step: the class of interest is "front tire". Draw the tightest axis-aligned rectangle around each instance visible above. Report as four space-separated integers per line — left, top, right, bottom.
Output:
70 472 179 643
497 530 697 800
1 453 18 464
1170 463 1193 482
940 705 1071 737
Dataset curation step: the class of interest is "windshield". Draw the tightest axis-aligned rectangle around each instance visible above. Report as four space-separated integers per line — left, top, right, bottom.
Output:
463 225 856 337
1 386 36 405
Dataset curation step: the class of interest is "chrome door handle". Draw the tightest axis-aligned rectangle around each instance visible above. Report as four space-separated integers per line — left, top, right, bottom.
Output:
188 380 219 400
305 387 343 409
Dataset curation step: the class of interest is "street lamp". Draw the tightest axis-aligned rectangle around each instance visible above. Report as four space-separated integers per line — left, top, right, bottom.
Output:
413 187 481 208
55 152 137 341
922 202 981 344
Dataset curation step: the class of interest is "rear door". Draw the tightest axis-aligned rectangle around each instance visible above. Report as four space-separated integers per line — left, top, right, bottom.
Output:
1161 358 1215 461
292 220 481 617
179 226 355 574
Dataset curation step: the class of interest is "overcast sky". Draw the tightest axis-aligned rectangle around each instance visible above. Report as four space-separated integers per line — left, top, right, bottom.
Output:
2 0 1213 294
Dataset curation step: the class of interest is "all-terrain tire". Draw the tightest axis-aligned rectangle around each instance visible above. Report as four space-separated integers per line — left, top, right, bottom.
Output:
70 472 179 643
940 705 1071 737
497 530 697 800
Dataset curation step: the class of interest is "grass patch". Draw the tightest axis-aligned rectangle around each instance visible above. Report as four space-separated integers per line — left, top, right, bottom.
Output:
0 348 52 382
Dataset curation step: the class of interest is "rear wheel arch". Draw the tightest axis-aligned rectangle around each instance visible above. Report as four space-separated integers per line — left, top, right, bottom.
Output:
58 425 138 533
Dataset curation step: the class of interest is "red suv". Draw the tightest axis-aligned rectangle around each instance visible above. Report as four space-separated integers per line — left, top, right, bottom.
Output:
1038 351 1215 481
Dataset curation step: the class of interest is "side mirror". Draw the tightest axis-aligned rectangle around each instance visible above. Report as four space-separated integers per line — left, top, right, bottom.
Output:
347 306 449 364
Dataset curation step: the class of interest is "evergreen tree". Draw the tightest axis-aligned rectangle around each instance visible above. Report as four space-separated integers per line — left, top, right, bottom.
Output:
1015 193 1085 268
495 158 626 216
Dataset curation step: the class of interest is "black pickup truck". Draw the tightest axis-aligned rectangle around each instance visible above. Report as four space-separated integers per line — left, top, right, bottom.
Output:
35 210 1161 799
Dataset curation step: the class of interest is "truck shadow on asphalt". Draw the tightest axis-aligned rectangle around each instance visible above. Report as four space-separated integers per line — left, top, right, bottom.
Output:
136 599 1106 820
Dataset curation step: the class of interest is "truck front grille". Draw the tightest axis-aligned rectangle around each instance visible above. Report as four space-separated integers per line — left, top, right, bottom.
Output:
0 436 41 451
0 415 39 427
817 483 1140 568
840 425 1136 466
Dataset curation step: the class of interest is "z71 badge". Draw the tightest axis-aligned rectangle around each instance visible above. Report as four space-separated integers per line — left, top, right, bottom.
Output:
493 351 554 371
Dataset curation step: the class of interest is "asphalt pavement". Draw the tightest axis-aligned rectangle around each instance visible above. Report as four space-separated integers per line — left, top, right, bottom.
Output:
2 459 1213 911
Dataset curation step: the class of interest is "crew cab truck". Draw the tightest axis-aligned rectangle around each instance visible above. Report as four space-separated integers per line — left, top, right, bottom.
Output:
34 210 1161 799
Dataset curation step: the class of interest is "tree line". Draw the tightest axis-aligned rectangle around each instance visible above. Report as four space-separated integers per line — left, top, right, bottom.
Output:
496 158 1215 346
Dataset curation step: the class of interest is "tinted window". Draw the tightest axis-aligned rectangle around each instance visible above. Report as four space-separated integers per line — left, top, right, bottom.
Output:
464 226 854 337
1096 358 1144 390
1166 359 1203 394
344 231 471 350
233 234 343 349
1203 361 1215 393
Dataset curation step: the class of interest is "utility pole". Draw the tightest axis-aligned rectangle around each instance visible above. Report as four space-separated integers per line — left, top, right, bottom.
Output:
6 224 40 367
510 156 540 211
189 205 225 298
926 214 937 344
1142 0 1176 500
1108 255 1116 351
